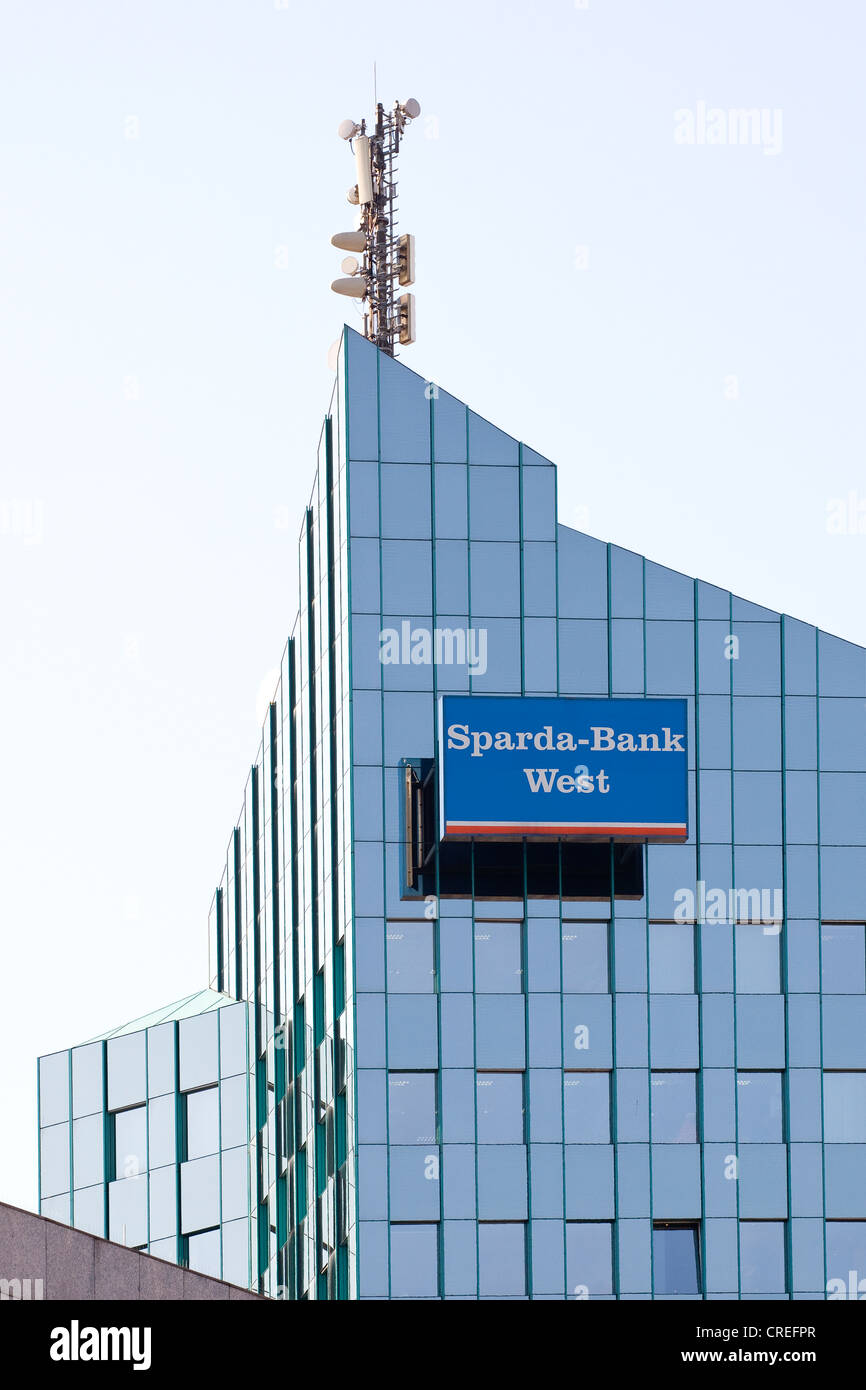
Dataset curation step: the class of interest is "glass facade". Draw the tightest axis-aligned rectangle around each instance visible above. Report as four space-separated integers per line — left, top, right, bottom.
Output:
39 326 866 1298
38 991 255 1285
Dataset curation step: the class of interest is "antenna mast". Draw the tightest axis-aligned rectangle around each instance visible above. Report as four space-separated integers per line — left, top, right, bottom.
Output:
330 97 420 356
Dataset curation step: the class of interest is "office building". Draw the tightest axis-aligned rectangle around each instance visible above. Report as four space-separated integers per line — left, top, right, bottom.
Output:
39 327 866 1298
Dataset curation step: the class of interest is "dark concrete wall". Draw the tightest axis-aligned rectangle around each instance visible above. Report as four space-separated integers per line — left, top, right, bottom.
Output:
0 1202 262 1300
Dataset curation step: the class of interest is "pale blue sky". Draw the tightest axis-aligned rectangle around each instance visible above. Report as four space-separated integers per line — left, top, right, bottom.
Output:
1 0 864 1209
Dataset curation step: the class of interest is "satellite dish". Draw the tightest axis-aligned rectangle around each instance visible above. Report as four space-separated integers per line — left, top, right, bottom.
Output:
346 185 360 205
331 277 367 299
341 256 360 275
327 340 340 372
338 119 359 140
331 229 366 252
402 98 421 119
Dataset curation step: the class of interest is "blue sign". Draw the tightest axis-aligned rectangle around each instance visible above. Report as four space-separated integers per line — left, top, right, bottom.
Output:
438 695 688 842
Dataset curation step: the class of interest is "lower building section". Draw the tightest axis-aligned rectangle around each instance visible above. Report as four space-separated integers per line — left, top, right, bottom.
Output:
0 1200 261 1300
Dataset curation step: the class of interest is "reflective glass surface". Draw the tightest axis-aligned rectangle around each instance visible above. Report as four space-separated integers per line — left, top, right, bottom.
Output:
387 922 436 992
186 1086 219 1160
390 1223 439 1297
821 924 866 994
736 1072 783 1142
39 1052 69 1128
566 1221 613 1297
476 1073 524 1143
113 1105 147 1180
651 1073 698 1142
188 1228 221 1279
824 1073 866 1142
649 923 695 993
108 1175 147 1247
389 1073 437 1144
474 922 523 993
563 1073 611 1143
561 922 608 993
72 1113 104 1190
478 1223 526 1297
40 1123 70 1198
653 1223 700 1294
72 1044 103 1119
107 1034 146 1112
739 1221 786 1294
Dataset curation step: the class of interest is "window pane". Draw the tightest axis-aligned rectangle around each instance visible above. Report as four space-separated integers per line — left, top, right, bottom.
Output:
476 1073 524 1143
562 922 609 993
180 1155 220 1233
821 924 866 994
651 1073 698 1142
478 1223 526 1296
824 1073 866 1142
653 1223 700 1294
72 1044 104 1119
737 1072 783 1142
563 1073 610 1143
566 1222 613 1297
179 1013 219 1092
147 1023 176 1098
387 922 436 992
40 1123 70 1198
39 1052 70 1127
220 1003 248 1078
650 924 695 993
475 922 523 992
188 1228 221 1279
73 1184 104 1237
108 1175 147 1247
148 1093 176 1169
388 1073 437 1144
107 1034 146 1112
739 1222 786 1294
186 1086 219 1160
113 1105 146 1181
220 1073 248 1150
735 925 781 992
73 1113 104 1190
826 1222 866 1288
390 1224 439 1297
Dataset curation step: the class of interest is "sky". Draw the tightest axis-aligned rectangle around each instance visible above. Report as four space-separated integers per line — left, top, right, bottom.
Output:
1 0 864 1211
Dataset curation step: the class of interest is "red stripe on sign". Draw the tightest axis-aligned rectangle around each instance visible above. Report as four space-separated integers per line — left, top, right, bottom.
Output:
445 823 688 837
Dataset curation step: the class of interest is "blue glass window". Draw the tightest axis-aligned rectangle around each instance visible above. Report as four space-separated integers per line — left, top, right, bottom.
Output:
736 1072 783 1142
387 922 436 992
821 924 866 994
185 1086 219 1161
652 1223 701 1294
826 1222 866 1289
739 1221 786 1294
649 923 695 993
651 1072 698 1142
476 1072 525 1143
113 1105 146 1181
735 925 781 993
389 1072 438 1144
478 1223 526 1297
566 1221 613 1297
390 1223 439 1297
561 922 609 993
475 922 523 992
563 1072 611 1143
824 1073 866 1142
